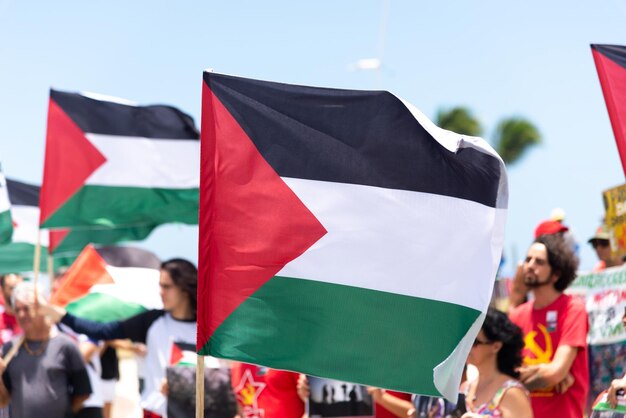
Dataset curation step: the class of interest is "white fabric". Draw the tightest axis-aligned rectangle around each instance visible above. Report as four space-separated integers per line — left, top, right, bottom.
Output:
85 134 200 188
279 178 504 313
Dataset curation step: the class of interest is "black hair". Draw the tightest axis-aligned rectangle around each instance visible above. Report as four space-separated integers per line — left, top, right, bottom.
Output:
161 258 197 318
534 234 579 291
481 307 524 378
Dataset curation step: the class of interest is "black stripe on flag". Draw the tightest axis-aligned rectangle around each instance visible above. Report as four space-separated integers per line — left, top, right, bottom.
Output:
50 89 200 140
96 246 161 269
592 44 626 70
205 73 503 208
6 179 39 207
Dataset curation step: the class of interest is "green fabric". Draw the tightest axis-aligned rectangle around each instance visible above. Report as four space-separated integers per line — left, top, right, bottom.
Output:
51 224 157 255
41 185 199 229
0 210 12 245
0 242 74 274
66 292 147 322
202 275 479 396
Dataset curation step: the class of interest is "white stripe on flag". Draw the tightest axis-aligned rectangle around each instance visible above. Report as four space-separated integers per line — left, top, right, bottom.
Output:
11 205 49 246
93 266 163 309
278 178 505 312
85 134 200 188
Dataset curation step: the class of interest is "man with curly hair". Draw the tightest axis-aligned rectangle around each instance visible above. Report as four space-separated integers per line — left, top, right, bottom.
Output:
509 234 589 418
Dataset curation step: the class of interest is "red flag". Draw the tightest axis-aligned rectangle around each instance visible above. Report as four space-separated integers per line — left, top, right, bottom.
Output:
591 44 626 177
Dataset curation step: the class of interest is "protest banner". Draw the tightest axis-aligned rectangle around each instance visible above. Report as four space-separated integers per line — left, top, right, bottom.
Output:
569 265 626 345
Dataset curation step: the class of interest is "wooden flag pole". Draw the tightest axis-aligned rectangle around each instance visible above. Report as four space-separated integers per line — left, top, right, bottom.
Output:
32 229 42 307
1 336 24 365
47 252 54 292
196 354 205 418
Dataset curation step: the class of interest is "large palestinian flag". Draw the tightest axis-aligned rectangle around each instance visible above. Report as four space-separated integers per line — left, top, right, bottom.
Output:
40 89 200 230
591 44 626 176
0 168 12 245
198 73 508 399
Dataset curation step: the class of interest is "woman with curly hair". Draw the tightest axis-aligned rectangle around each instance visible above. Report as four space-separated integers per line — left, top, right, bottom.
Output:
461 308 532 418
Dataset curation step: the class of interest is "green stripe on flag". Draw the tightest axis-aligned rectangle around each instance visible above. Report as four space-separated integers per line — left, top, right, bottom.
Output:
51 224 157 255
66 292 148 322
0 242 74 274
202 276 480 396
41 185 199 229
0 210 12 245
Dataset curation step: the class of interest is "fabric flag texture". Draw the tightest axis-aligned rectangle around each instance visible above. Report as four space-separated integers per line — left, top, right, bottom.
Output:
49 223 157 257
591 44 626 176
198 72 508 400
0 178 73 273
3 178 156 265
0 168 13 244
50 244 162 322
39 89 200 230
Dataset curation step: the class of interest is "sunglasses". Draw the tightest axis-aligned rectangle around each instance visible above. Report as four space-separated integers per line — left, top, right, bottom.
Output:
472 339 492 347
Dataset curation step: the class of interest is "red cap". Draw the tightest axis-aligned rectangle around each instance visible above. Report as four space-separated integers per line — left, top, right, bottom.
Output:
534 220 569 238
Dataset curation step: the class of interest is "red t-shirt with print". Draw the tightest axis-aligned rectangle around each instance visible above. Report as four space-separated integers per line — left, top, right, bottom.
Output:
231 362 304 418
510 294 589 418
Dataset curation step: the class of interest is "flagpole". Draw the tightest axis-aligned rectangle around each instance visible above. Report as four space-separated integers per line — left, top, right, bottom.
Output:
196 354 205 418
47 252 54 293
32 229 42 308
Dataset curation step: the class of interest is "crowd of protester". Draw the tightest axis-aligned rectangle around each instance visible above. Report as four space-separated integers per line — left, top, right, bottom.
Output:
0 214 624 418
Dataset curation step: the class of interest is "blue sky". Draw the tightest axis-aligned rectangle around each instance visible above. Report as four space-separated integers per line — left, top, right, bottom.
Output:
1 0 625 271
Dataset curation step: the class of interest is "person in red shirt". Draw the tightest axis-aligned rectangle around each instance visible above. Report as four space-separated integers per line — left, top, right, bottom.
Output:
231 362 304 418
509 234 588 418
0 273 22 345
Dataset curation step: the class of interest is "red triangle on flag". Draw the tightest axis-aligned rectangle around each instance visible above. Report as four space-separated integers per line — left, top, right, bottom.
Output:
197 81 327 351
49 228 71 254
40 98 107 226
50 244 114 306
592 47 626 176
169 342 184 366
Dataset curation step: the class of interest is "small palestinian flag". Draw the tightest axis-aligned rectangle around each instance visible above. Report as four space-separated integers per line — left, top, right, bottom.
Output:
0 167 12 245
198 73 508 399
40 89 200 230
51 244 162 322
169 341 197 367
591 44 626 176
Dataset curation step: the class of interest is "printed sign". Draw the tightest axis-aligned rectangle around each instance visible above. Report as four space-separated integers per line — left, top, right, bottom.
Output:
603 183 626 259
569 266 626 345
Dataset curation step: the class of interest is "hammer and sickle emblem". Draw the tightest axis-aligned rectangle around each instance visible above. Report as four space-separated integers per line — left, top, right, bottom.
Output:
523 324 553 365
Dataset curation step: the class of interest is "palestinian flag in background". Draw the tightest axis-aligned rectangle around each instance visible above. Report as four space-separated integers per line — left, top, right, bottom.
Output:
0 167 12 245
0 178 73 273
591 44 626 176
198 73 508 399
3 179 156 264
40 89 200 230
50 244 162 322
49 223 157 258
